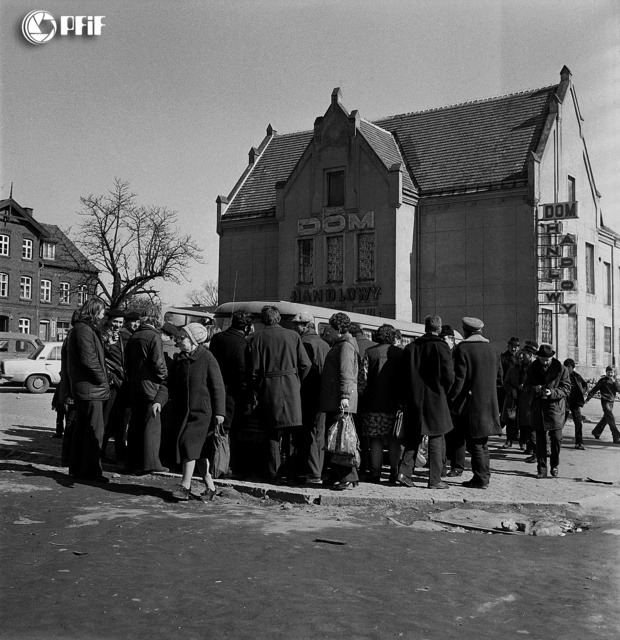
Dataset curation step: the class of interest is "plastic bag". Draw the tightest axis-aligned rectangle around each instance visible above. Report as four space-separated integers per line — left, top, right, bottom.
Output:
326 412 360 468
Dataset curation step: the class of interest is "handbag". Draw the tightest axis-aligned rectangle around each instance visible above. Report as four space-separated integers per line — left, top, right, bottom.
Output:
507 407 517 420
326 412 360 468
392 409 405 442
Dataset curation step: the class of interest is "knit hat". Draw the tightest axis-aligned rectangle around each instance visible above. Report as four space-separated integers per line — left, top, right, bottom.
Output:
182 322 208 346
292 311 314 324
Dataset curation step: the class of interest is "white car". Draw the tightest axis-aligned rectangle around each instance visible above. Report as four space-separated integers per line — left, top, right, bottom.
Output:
0 342 63 393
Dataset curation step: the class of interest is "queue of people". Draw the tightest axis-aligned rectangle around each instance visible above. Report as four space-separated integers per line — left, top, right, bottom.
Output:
54 299 618 498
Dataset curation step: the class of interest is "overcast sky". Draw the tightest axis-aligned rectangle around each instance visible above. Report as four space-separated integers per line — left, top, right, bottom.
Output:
1 0 619 306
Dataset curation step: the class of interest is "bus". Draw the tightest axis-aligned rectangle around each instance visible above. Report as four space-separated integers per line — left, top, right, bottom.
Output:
163 306 214 328
212 301 461 345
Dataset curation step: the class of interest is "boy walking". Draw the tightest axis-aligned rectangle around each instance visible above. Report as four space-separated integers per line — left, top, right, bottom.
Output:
563 359 587 450
587 366 620 443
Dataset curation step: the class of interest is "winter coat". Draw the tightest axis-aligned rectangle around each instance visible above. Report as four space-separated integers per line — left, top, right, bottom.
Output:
58 333 73 405
502 362 534 427
448 334 502 439
586 376 620 404
209 327 250 400
568 371 587 408
362 342 403 414
319 333 359 413
66 319 110 402
167 345 226 461
400 333 454 441
125 324 168 405
250 324 311 429
523 358 570 431
300 328 330 408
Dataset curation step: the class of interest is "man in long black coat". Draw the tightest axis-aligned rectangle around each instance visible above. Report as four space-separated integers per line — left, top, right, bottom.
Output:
292 312 330 484
399 315 454 489
209 310 253 478
249 305 311 482
449 317 502 489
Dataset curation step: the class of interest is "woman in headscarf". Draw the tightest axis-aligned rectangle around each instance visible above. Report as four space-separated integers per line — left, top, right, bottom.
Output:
165 323 226 501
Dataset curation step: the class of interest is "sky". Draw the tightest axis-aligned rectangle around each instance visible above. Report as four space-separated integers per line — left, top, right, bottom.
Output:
1 0 619 306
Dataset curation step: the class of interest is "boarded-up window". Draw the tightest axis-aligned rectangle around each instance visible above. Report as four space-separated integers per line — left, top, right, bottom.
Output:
586 317 596 365
326 236 344 283
540 309 553 344
357 233 375 282
297 239 314 285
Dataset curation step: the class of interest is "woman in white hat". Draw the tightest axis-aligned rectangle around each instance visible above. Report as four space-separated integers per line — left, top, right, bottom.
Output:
168 323 226 501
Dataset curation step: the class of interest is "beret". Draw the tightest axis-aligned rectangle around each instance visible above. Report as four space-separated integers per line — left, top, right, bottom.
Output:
107 308 125 319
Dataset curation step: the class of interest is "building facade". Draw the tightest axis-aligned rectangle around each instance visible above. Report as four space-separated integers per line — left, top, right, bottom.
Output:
0 198 98 340
217 67 619 377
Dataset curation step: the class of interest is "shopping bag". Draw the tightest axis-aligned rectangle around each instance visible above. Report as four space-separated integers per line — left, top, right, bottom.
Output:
326 412 360 468
211 421 231 479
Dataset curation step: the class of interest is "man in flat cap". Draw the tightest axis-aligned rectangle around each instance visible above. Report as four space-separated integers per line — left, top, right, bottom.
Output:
448 317 502 489
523 344 570 478
292 311 330 484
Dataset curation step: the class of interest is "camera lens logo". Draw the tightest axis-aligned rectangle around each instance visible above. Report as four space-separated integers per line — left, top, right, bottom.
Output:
22 10 57 45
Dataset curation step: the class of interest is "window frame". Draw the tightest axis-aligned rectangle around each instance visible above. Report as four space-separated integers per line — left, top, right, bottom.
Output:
40 279 52 303
41 242 56 260
18 318 31 334
325 169 345 208
0 234 9 257
59 281 70 305
0 272 7 298
22 238 33 260
20 275 32 300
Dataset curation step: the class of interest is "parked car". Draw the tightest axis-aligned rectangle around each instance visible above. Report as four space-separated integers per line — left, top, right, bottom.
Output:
0 342 63 393
0 332 43 363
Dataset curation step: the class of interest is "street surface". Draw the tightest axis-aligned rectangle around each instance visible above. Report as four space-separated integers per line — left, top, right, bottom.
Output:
2 386 620 639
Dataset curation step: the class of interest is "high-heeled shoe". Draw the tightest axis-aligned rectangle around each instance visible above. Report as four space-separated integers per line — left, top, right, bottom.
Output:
332 481 358 491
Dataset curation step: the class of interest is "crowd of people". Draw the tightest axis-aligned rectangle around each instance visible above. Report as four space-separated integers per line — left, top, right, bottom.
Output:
53 298 620 498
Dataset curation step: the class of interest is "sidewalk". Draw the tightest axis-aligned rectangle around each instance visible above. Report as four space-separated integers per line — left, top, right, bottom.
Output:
1 393 619 517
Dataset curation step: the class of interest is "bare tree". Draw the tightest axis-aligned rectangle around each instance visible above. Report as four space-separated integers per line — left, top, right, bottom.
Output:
186 279 218 307
71 179 202 309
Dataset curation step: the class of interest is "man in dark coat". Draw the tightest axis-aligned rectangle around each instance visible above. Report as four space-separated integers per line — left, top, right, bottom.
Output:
498 337 520 433
292 312 330 484
586 365 620 443
399 315 454 489
563 358 588 450
124 305 169 474
448 317 502 489
249 305 311 482
523 344 570 478
209 310 253 478
66 298 111 482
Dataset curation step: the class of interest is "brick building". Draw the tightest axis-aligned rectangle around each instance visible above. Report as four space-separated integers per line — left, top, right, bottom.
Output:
0 198 98 340
217 66 619 377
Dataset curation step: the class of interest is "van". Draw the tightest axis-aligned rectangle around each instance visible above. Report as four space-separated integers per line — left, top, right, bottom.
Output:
0 332 44 363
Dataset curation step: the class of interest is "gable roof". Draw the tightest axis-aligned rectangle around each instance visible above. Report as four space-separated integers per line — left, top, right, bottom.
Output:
223 84 558 219
40 223 98 273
